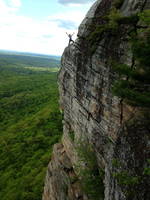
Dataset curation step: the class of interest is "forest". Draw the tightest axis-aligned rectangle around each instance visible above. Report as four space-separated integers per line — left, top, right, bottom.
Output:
0 52 62 200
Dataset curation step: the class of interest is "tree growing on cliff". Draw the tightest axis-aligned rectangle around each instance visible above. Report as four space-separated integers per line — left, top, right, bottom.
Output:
112 10 150 108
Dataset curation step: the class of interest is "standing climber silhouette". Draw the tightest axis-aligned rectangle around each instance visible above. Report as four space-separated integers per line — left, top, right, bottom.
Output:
66 32 74 45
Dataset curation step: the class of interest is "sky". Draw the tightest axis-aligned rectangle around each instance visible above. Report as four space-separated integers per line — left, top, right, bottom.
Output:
0 0 96 55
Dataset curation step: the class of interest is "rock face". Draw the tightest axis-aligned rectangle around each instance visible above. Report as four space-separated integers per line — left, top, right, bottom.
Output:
43 0 150 200
42 143 86 200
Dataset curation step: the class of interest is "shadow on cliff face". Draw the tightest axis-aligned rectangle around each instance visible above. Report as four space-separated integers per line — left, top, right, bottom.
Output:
112 113 150 200
43 0 150 199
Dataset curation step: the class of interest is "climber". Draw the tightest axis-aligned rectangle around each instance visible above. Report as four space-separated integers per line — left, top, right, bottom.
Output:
66 32 74 45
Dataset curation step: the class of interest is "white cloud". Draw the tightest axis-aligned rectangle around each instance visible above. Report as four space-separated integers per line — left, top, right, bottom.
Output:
0 0 92 55
0 0 13 14
58 0 95 6
48 10 86 29
8 0 21 8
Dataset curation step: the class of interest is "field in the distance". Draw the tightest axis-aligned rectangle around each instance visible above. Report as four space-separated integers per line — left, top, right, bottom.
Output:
0 51 62 200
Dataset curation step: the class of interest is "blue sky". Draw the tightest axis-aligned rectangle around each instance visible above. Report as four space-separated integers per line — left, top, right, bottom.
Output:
0 0 95 55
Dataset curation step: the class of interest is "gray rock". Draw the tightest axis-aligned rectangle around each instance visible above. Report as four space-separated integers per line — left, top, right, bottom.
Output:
43 0 150 199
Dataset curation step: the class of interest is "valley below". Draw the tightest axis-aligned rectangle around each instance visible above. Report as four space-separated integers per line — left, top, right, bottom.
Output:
0 51 63 200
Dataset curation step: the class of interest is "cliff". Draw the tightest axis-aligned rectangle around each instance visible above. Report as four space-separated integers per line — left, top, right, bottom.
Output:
43 0 150 200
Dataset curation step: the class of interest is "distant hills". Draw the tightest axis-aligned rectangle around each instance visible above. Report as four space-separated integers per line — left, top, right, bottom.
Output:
0 50 61 60
0 50 61 69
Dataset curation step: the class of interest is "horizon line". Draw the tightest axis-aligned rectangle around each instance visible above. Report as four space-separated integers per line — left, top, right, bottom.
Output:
0 49 61 57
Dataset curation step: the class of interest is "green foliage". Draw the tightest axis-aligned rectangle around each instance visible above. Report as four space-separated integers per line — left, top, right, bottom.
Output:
69 131 75 142
87 25 105 54
107 8 122 30
0 53 62 200
112 170 141 198
107 9 139 27
143 159 150 175
112 0 124 9
112 10 150 108
87 2 141 56
112 79 150 107
112 159 121 168
88 8 123 38
113 171 141 199
117 14 139 25
113 171 140 186
132 35 150 69
143 167 150 175
138 10 150 25
76 141 104 200
87 7 138 55
87 9 122 55
0 52 60 68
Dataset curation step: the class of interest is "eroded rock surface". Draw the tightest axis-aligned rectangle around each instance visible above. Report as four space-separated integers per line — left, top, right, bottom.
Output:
42 143 87 200
43 0 150 199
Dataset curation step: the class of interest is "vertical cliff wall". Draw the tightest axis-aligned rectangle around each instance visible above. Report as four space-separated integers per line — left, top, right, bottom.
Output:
43 0 150 200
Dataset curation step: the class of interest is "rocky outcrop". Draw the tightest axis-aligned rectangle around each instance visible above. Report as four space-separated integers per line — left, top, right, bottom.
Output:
43 0 150 199
42 143 86 200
